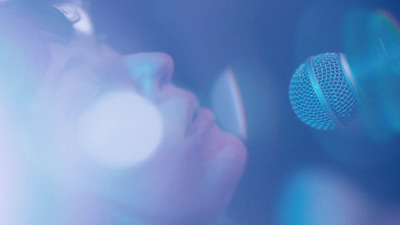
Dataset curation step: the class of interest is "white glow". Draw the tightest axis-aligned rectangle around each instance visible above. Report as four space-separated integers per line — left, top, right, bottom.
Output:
73 7 94 35
77 91 163 168
0 109 21 225
0 134 12 224
58 3 94 35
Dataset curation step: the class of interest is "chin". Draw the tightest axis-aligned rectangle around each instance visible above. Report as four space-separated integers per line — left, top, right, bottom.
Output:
194 124 248 185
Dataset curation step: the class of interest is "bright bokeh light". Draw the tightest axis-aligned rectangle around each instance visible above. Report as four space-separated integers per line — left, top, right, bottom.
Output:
212 67 247 140
77 91 163 168
279 168 373 225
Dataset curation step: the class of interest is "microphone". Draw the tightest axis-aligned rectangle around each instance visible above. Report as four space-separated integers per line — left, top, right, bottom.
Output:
289 53 360 130
289 42 400 131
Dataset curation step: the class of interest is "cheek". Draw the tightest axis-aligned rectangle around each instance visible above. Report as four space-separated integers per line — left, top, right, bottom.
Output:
156 98 188 151
197 126 246 165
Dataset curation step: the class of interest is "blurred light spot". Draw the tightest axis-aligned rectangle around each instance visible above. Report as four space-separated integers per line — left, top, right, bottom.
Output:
77 91 163 168
212 67 247 140
278 168 373 225
0 108 23 225
343 9 400 141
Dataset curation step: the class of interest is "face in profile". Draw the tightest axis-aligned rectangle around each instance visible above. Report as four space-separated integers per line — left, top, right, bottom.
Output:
0 8 247 224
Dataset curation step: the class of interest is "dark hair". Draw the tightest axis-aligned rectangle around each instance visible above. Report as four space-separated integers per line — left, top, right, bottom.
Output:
0 0 75 40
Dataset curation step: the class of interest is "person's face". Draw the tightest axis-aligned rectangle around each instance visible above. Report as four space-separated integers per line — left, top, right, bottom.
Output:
26 34 247 223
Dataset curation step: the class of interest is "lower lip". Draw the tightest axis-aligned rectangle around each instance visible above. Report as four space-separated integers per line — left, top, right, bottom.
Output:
187 108 215 136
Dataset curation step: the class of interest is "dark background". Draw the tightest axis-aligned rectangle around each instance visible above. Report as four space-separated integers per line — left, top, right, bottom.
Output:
90 1 400 224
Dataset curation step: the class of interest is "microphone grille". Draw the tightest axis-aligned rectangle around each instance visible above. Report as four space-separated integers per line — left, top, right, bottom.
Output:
311 53 359 126
289 63 335 130
289 53 359 130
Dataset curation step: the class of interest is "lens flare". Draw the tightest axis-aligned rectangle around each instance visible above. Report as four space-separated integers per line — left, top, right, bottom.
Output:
212 67 247 140
343 9 400 141
77 91 163 168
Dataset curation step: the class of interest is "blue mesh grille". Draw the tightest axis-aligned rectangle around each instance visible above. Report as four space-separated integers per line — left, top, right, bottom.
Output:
311 53 359 125
289 63 335 130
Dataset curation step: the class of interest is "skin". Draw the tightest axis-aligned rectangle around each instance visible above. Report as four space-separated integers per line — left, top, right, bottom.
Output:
1 21 247 225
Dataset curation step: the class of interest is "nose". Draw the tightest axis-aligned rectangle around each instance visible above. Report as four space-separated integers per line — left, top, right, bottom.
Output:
123 52 174 102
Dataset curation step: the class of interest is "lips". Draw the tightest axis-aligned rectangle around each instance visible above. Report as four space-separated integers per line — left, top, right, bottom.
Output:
179 92 216 137
187 107 216 136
